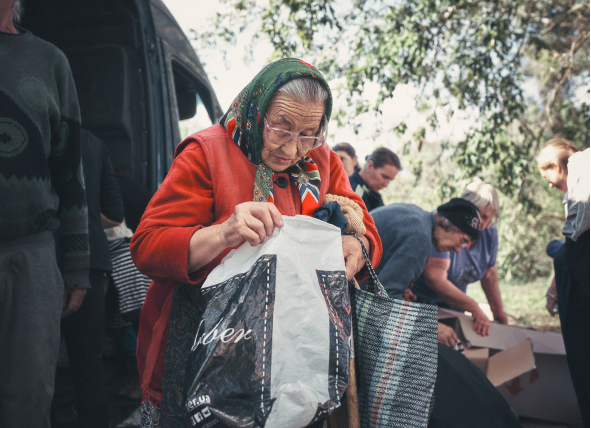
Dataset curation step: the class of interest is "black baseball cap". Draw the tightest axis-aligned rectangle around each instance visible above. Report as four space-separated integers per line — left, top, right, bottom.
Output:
437 198 482 241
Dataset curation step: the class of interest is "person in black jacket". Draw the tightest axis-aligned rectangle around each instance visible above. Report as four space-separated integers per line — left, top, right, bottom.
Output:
58 129 124 428
348 147 400 212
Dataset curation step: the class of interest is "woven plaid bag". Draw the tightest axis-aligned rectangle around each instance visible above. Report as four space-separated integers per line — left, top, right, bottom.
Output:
349 235 438 428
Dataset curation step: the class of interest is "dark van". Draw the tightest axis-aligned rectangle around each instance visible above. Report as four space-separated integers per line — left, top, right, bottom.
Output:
21 0 223 193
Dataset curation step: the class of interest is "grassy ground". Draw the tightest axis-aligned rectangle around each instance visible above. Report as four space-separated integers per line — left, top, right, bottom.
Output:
466 277 562 333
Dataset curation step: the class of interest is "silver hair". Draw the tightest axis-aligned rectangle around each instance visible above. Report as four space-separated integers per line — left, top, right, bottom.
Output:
435 214 461 233
274 77 329 136
12 0 22 24
276 77 329 106
460 179 500 224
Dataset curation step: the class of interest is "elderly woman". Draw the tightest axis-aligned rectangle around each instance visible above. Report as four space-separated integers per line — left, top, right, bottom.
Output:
130 59 382 426
411 180 507 336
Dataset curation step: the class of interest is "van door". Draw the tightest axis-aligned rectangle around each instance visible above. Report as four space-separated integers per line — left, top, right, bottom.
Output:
20 0 222 194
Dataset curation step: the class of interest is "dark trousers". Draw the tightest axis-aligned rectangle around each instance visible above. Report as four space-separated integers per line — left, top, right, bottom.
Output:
0 232 64 428
61 269 110 428
554 245 590 426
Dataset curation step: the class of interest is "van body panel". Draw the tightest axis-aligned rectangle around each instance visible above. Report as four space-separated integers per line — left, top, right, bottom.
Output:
20 0 221 193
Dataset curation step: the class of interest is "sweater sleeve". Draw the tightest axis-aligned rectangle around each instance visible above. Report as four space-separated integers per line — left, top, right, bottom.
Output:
48 52 90 288
380 233 431 299
99 140 124 223
130 141 214 286
326 149 383 278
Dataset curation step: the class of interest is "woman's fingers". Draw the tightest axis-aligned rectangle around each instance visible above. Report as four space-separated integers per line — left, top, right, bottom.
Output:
223 202 284 247
437 323 458 348
476 317 490 336
243 214 269 245
264 203 284 229
249 203 283 237
449 327 458 344
472 308 490 336
342 235 365 280
344 256 356 281
446 333 456 348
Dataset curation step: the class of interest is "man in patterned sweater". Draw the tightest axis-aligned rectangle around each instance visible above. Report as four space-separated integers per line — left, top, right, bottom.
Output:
0 1 90 426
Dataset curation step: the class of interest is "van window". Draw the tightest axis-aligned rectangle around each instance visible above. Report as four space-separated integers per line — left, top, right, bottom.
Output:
180 95 213 140
172 62 197 121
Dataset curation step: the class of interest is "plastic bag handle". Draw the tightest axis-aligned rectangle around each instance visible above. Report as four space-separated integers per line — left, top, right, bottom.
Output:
347 232 387 296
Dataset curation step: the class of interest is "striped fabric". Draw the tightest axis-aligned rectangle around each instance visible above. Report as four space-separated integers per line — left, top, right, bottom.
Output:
109 238 151 317
349 234 438 428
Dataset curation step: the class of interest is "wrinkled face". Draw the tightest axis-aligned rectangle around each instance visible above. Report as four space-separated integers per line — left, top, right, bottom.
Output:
478 204 494 230
432 226 472 253
335 150 357 176
363 161 399 192
261 94 325 172
539 163 567 192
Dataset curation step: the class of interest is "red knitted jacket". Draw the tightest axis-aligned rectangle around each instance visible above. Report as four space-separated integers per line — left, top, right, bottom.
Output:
130 125 382 401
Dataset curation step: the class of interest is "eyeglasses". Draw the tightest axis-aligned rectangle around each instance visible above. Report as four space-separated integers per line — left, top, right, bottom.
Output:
264 117 327 152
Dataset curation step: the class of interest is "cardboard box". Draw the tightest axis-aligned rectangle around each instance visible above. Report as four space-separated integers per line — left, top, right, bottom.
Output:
438 308 582 426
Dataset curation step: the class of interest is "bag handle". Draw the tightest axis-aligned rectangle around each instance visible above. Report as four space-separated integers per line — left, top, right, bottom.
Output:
347 233 387 296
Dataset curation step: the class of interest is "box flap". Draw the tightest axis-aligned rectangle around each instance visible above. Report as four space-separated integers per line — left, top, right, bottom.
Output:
497 353 582 425
509 328 566 355
437 308 566 355
486 339 536 387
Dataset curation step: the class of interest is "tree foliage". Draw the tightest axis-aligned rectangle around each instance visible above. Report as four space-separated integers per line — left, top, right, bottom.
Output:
197 0 590 280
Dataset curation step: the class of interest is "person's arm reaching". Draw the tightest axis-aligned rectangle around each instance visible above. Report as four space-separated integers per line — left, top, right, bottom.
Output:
98 138 124 225
480 266 507 324
423 257 491 336
378 235 431 299
101 213 122 229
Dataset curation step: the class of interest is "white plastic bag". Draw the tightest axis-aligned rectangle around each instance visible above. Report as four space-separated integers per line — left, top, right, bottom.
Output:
184 216 351 428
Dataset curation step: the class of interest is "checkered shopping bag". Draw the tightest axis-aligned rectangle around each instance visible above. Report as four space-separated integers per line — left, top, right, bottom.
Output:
349 235 438 428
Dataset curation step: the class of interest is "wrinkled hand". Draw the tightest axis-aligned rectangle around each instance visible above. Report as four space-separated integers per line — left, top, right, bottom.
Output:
220 202 283 247
402 284 417 302
62 287 87 318
342 235 366 281
437 322 458 348
471 306 491 336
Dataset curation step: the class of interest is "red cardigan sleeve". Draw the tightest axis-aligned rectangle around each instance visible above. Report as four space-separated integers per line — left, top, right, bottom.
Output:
325 148 383 276
130 142 213 286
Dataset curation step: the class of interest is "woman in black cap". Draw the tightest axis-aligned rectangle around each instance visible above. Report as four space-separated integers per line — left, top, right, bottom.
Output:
411 181 507 336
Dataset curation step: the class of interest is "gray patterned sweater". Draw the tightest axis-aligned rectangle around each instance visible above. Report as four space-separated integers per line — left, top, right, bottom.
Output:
0 28 90 288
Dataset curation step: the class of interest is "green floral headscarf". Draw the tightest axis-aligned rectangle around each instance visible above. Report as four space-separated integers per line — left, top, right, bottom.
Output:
219 58 333 214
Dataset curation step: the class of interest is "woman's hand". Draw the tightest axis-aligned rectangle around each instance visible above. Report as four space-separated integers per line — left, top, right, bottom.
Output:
470 304 491 336
220 202 284 247
62 287 87 318
189 202 283 273
402 284 418 302
437 322 458 348
342 235 368 281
